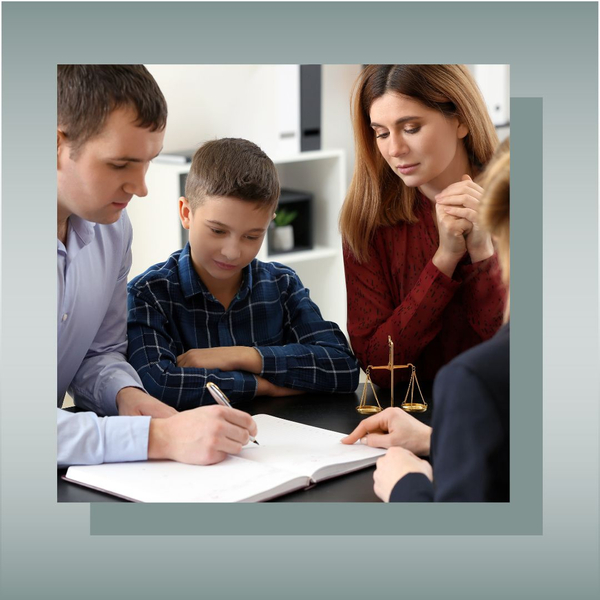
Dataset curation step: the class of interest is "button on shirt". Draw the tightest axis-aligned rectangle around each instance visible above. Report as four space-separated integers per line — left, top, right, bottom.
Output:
57 212 149 466
127 244 359 410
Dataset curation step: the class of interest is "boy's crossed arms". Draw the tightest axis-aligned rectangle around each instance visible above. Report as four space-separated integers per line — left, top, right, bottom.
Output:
176 346 302 397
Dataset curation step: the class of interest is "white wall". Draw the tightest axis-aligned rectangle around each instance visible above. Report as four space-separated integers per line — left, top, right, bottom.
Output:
146 64 361 189
148 65 285 157
320 65 362 189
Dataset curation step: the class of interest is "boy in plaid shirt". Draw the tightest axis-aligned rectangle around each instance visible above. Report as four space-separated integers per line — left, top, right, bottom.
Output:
127 138 359 409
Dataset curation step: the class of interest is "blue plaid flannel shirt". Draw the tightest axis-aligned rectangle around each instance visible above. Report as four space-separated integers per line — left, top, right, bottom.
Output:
127 244 359 409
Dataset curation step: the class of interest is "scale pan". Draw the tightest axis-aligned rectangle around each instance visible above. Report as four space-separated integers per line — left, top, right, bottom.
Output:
401 403 427 413
356 406 382 415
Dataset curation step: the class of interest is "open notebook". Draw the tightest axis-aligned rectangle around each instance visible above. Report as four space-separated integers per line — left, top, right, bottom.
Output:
63 414 386 502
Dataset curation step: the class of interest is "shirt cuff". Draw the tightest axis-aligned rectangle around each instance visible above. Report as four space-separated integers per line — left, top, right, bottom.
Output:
389 473 434 502
254 346 288 387
213 371 258 403
425 258 463 288
103 416 151 463
457 252 499 281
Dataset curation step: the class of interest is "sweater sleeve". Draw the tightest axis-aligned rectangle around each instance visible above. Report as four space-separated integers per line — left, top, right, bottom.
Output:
457 253 506 340
344 243 460 386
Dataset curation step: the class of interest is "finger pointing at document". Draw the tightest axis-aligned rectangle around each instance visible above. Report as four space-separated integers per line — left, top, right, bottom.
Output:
341 407 432 457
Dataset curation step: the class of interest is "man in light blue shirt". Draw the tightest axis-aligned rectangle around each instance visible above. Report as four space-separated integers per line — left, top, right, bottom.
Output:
57 65 256 467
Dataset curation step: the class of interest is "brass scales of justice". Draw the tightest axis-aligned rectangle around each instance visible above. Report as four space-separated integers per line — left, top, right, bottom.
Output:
357 336 428 415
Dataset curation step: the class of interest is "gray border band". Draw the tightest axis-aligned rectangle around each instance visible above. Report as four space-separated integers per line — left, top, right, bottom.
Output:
1 2 598 598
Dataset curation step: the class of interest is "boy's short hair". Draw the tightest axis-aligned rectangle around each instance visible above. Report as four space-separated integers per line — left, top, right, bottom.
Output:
57 65 167 157
185 138 280 211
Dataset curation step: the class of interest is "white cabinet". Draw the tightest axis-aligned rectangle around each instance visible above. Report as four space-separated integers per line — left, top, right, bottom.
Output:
127 149 349 336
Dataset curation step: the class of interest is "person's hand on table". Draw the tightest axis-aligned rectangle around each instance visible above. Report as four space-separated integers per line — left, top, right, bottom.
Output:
116 387 177 418
435 174 494 263
148 404 257 465
341 407 431 457
373 447 433 502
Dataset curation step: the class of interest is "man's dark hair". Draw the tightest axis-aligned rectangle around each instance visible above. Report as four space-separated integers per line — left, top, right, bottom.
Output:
185 138 280 211
57 65 167 155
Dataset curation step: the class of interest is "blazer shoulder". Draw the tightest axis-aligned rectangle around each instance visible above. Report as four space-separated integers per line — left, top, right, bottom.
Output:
452 324 508 370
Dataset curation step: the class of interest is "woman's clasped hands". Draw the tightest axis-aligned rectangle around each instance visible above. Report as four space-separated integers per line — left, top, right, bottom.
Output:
435 174 495 267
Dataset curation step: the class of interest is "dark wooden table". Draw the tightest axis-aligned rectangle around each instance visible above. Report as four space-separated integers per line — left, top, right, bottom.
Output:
57 382 433 502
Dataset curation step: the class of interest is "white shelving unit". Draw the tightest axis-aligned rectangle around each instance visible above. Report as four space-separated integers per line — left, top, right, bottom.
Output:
127 148 349 337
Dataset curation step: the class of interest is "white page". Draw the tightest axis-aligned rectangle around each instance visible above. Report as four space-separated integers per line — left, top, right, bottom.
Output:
65 414 386 502
240 414 385 479
66 456 306 503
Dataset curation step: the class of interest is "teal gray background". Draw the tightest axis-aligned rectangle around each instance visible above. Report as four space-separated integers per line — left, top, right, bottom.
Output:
1 1 598 599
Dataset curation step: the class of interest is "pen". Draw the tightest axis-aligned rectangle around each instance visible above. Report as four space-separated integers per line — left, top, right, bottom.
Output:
206 382 259 445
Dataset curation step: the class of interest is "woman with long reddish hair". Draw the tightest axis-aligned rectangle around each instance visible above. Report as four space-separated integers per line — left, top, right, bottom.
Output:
340 65 505 385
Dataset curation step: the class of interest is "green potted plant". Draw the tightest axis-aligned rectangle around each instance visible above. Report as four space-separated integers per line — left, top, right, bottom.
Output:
270 208 298 252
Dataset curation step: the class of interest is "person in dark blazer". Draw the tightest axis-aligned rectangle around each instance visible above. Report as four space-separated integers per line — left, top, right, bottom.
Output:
343 138 510 502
